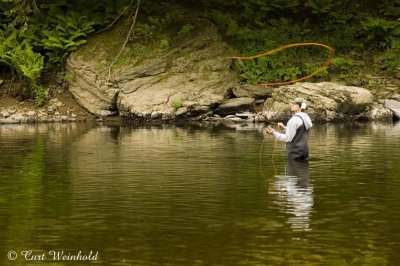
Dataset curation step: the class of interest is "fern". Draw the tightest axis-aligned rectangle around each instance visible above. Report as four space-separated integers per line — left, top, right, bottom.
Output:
28 7 96 66
0 25 44 105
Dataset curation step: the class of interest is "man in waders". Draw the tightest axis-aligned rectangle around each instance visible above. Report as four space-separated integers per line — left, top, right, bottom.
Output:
266 98 313 160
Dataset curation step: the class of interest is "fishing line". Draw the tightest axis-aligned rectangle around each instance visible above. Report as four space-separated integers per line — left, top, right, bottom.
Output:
259 130 278 177
229 42 335 86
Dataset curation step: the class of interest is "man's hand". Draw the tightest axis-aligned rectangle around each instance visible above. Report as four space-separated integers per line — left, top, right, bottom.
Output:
266 126 275 135
277 122 285 129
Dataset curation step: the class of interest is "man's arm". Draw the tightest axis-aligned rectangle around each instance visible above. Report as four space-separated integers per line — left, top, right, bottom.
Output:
273 117 302 142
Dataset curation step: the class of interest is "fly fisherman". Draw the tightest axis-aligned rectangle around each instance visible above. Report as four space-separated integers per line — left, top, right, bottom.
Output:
266 98 313 160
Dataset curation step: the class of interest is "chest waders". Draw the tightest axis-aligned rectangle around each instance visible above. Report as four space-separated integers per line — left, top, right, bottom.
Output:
286 115 309 160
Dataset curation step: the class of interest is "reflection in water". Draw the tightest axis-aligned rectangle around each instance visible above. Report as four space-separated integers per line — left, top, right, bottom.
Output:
1 122 400 265
269 160 313 232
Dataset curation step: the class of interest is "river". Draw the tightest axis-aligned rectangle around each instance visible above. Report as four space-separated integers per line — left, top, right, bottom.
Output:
1 122 399 265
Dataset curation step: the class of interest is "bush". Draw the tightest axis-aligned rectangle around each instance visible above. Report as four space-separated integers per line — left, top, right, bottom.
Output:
178 23 194 35
171 99 183 109
0 25 45 105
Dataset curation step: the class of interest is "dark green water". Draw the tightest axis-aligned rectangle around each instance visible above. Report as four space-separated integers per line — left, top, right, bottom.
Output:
1 122 400 265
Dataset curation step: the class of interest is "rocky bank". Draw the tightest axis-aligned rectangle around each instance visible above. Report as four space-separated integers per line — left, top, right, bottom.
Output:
64 16 400 123
0 78 93 124
1 17 399 125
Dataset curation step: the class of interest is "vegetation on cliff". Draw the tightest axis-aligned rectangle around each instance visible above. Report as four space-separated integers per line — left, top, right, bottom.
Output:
0 0 399 105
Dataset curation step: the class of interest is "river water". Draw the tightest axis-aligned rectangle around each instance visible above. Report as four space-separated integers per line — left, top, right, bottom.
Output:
0 122 399 265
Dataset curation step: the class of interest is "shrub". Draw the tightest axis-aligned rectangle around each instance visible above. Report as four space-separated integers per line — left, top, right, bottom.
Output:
178 23 194 35
0 25 45 105
171 99 183 109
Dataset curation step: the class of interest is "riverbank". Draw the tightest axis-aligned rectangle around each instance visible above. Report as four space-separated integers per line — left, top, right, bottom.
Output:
0 79 94 124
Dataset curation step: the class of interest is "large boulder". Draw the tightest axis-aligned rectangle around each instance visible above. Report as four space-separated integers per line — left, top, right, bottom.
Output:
263 82 393 121
66 18 238 119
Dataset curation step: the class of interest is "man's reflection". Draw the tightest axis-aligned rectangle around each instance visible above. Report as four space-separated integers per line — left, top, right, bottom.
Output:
269 160 313 231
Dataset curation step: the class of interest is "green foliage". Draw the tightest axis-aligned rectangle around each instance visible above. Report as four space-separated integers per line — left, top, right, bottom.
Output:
178 23 194 35
171 99 183 109
0 25 44 105
331 57 355 78
4 0 38 26
305 0 336 14
28 8 96 67
31 83 45 106
1 0 399 95
219 15 331 84
159 38 169 49
0 0 128 104
360 17 400 48
64 71 74 81
135 21 158 41
382 42 400 74
199 0 400 84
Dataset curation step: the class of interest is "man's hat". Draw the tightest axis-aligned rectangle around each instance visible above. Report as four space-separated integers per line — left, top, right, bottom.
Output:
291 98 307 109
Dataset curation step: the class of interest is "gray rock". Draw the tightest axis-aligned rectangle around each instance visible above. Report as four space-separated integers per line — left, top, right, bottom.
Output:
66 19 238 119
67 55 119 116
7 109 16 115
38 112 48 118
1 111 10 118
0 117 20 124
235 112 256 118
247 116 255 122
215 97 255 116
232 84 275 99
263 82 378 121
369 105 393 121
175 107 189 117
394 68 400 80
100 110 117 117
384 99 400 119
26 111 36 116
224 116 245 123
255 99 265 105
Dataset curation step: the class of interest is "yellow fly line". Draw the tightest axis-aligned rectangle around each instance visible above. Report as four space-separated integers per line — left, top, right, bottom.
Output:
229 42 335 86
